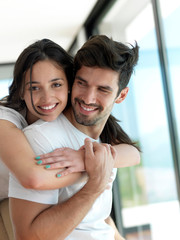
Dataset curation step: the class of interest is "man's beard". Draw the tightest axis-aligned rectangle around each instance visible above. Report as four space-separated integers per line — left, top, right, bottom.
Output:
72 107 100 126
72 98 103 126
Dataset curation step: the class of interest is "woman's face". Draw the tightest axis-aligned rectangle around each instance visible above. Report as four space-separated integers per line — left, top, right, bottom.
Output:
23 59 69 124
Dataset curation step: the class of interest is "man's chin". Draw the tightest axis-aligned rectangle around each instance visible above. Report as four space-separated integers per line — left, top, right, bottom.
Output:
75 116 96 126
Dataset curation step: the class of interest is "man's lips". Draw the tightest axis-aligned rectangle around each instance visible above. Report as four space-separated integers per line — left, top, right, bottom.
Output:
80 103 98 112
76 99 102 114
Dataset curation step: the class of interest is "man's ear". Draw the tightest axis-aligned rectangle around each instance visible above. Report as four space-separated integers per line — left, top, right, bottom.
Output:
115 87 129 104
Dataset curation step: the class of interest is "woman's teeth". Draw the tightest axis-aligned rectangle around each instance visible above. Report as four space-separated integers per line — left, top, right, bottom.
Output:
40 104 56 110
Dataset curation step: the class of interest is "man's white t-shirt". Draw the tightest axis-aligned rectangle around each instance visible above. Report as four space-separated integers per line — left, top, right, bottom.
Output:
9 113 117 240
0 106 28 200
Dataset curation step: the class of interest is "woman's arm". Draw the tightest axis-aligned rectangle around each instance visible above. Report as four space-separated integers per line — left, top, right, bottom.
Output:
0 119 140 189
0 120 82 190
35 143 140 174
112 144 140 168
105 216 126 240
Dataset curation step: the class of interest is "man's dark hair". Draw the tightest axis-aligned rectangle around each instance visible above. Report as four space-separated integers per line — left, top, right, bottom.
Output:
74 35 140 149
74 35 139 95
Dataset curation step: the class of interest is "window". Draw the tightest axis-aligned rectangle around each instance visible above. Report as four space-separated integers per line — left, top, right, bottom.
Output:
97 0 180 239
0 64 13 99
0 79 12 99
159 0 180 154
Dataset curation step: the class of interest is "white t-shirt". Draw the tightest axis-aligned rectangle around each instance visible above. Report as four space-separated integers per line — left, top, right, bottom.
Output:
9 113 117 240
0 106 28 201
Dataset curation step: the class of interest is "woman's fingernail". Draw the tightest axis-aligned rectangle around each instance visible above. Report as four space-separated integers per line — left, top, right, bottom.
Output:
57 174 61 178
35 156 41 160
45 165 51 169
37 160 42 165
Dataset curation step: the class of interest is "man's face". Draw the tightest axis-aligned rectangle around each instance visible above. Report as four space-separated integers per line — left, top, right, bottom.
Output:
71 66 126 128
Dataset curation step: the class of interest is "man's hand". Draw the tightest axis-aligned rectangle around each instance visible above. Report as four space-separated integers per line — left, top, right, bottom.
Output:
84 138 116 195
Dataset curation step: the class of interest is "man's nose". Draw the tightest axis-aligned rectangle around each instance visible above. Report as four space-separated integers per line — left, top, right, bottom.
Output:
83 89 96 104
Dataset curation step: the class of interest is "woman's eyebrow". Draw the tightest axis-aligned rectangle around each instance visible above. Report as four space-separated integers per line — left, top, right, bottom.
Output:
25 78 64 86
49 78 64 82
25 81 39 86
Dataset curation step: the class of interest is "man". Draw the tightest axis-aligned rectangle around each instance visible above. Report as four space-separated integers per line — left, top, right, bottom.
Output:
9 35 139 239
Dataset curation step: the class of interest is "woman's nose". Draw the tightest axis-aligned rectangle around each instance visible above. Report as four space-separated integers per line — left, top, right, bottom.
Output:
40 89 53 103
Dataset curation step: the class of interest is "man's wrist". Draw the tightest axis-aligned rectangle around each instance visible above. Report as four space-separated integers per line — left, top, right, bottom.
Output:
83 178 105 197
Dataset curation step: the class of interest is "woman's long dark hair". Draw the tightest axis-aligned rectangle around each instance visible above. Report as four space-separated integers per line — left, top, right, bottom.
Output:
0 39 74 113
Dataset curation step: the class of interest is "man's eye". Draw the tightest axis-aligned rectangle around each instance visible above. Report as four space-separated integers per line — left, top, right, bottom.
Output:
99 88 109 93
77 81 86 86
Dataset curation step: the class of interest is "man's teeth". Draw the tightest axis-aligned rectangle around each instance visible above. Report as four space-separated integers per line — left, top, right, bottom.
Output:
40 104 56 110
81 105 95 111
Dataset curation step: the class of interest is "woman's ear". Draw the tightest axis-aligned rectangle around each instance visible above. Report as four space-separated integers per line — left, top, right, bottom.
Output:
115 87 129 104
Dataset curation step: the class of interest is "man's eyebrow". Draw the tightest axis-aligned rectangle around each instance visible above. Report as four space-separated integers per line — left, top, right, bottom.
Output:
76 75 113 91
75 76 87 83
25 78 64 86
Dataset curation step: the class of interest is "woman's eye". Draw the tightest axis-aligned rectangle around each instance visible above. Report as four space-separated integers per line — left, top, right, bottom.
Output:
53 83 62 88
29 86 39 91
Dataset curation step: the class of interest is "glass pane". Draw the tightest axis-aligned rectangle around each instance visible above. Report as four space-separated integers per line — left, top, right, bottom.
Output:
0 64 13 100
98 0 180 239
159 0 180 152
0 79 12 99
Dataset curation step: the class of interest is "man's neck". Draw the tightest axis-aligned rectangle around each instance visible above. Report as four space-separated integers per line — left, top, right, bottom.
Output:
64 108 105 140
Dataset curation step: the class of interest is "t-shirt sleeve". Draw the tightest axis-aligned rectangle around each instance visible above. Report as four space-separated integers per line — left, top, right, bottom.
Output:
0 106 27 129
8 173 59 204
8 123 59 204
23 123 55 155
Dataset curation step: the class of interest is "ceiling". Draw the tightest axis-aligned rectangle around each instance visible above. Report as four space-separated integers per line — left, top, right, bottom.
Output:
0 0 98 64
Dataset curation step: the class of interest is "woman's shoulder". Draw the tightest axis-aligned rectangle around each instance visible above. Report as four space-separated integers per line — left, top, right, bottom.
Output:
0 106 28 129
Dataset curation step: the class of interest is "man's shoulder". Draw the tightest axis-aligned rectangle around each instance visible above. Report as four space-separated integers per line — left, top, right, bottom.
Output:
23 114 64 133
22 114 67 152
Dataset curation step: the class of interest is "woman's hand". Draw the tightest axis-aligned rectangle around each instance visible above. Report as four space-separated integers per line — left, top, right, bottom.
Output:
35 147 85 177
